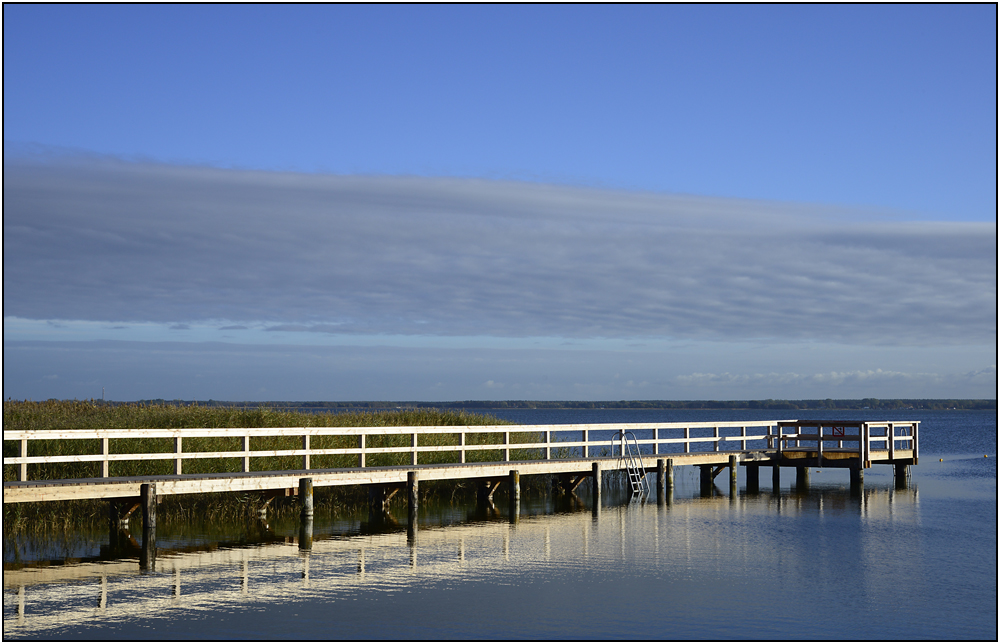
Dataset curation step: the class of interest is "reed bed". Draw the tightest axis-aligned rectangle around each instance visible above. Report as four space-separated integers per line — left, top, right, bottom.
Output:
3 399 536 482
3 400 538 535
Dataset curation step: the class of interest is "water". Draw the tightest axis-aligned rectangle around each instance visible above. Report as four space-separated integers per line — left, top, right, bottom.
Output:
3 409 996 639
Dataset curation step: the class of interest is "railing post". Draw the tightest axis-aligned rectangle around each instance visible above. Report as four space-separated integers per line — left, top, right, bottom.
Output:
888 423 895 460
817 425 824 467
102 437 109 478
19 439 28 482
582 429 588 458
862 423 870 468
302 434 310 471
714 426 720 452
544 430 550 460
504 431 510 462
243 434 250 473
684 427 690 454
174 437 183 476
358 434 366 468
653 427 659 455
913 422 919 463
740 426 747 451
459 432 465 464
411 432 418 466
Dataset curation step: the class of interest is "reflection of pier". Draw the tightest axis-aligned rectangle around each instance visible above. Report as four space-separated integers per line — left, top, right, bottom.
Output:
3 483 920 635
4 420 917 561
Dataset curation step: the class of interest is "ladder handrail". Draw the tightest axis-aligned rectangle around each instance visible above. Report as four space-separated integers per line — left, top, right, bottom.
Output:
612 430 649 496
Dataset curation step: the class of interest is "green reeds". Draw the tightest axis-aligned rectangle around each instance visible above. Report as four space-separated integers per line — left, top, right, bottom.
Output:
2 400 545 536
4 400 530 482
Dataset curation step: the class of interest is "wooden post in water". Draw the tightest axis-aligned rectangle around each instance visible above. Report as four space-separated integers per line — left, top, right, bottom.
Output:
850 463 864 493
407 471 419 525
894 463 910 488
796 466 809 490
591 462 601 505
700 465 712 496
140 483 156 533
139 483 156 571
656 459 666 504
299 517 313 551
746 464 760 493
508 470 520 522
729 455 738 497
772 464 781 491
299 478 314 519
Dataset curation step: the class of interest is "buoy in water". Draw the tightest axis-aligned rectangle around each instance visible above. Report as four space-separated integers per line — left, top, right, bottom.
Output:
940 458 943 461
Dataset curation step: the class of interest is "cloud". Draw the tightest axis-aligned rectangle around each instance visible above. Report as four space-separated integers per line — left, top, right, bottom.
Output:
3 340 995 401
3 154 995 346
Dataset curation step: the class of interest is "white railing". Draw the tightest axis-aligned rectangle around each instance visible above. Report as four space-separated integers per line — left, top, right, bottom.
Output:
5 421 787 483
3 420 918 483
773 421 919 466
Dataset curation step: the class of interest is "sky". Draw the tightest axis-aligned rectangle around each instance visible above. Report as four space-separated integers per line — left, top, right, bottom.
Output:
3 4 997 402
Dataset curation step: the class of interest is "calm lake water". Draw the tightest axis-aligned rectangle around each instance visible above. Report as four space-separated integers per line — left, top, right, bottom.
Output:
4 409 996 639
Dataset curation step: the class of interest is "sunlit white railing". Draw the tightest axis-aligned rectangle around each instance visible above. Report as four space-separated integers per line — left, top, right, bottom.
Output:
3 419 918 484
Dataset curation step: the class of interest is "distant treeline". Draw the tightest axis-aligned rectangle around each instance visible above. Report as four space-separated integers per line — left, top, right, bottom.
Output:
127 398 997 411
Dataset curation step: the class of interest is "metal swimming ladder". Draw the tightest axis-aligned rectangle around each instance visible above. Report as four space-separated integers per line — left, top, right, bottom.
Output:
612 430 649 496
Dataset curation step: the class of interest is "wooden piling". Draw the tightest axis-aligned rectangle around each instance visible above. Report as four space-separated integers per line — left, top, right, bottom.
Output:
850 464 864 491
772 464 780 491
139 483 156 570
407 471 419 521
796 466 809 489
140 483 156 533
299 517 313 551
894 463 910 488
746 464 760 493
700 465 713 495
508 470 520 522
591 462 601 503
729 455 738 496
656 459 666 503
299 477 313 519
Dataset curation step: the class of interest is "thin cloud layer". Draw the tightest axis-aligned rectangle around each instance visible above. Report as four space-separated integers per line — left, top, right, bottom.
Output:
4 155 995 345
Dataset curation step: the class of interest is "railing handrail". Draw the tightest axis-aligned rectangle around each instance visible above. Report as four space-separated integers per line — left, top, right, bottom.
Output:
2 420 792 441
4 419 919 484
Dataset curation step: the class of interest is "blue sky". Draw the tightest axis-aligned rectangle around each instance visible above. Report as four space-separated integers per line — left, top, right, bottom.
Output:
3 4 996 402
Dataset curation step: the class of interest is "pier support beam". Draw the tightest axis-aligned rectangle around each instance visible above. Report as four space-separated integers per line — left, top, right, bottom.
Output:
299 478 313 519
729 455 738 497
508 470 520 522
850 465 864 493
407 471 419 520
700 465 725 496
894 463 910 488
592 462 601 509
139 483 156 570
299 517 313 551
796 467 809 490
477 480 501 507
746 464 760 493
656 459 672 504
772 464 780 491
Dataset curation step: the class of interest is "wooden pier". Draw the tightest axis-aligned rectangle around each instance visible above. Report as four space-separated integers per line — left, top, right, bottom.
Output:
3 419 918 569
4 419 917 507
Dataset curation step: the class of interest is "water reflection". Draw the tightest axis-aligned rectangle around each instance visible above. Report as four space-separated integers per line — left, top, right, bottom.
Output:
4 480 923 637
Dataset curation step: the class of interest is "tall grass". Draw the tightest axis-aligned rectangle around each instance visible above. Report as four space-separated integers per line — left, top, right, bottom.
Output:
4 400 544 536
3 400 536 482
